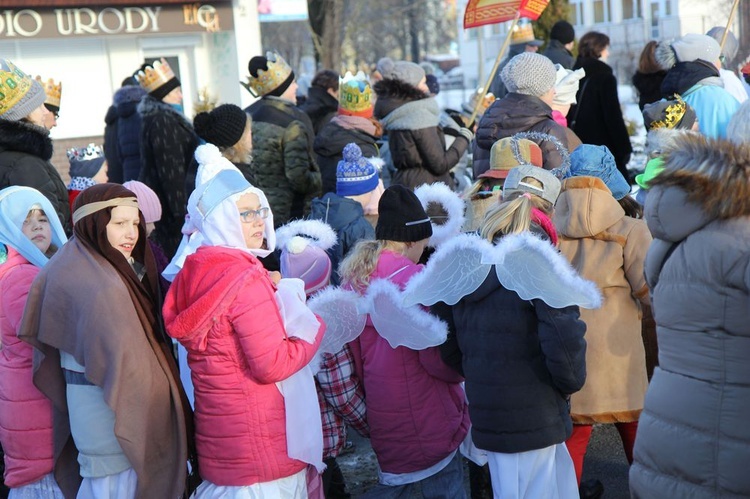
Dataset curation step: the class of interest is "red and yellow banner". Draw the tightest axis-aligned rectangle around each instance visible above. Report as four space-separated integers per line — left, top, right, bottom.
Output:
463 0 550 29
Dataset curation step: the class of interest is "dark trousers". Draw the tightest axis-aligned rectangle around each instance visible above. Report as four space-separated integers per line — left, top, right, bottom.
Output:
322 457 351 498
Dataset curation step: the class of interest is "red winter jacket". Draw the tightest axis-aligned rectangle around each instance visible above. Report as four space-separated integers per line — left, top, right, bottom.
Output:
348 250 469 474
0 248 55 487
163 246 324 486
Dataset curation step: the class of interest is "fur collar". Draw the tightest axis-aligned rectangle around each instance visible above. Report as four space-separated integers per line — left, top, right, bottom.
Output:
114 85 147 106
650 132 750 220
137 94 192 128
374 78 429 119
0 120 53 160
379 97 440 131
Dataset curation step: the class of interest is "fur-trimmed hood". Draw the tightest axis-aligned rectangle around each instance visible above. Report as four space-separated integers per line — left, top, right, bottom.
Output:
377 96 440 131
645 132 750 241
0 120 53 161
137 94 192 127
114 85 147 106
373 78 429 119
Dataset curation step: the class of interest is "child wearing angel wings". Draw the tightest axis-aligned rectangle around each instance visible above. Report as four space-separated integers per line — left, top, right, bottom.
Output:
339 185 470 498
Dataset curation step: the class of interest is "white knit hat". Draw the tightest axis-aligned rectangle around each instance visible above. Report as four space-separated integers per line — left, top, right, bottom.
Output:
553 65 586 106
671 34 721 64
501 53 557 97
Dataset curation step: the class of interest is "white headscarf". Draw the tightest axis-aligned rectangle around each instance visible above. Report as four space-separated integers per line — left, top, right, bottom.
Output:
0 186 67 268
164 144 275 281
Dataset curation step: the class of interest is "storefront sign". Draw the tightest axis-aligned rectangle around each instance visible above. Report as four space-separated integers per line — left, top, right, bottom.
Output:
0 3 233 38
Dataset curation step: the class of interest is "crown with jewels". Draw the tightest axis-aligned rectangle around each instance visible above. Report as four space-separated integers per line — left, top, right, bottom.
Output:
649 95 688 130
67 143 104 163
339 71 373 116
241 51 293 97
35 76 62 110
0 60 35 117
135 58 176 94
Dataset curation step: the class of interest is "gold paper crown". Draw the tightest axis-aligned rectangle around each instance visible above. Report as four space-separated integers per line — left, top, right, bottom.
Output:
241 51 293 97
339 71 372 115
511 23 538 45
135 58 176 94
0 60 34 117
35 76 62 109
649 95 688 130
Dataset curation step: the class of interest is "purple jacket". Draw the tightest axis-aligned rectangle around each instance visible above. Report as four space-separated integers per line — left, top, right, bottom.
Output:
348 250 469 474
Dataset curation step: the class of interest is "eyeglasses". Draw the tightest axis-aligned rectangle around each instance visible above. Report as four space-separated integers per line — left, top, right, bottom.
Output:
239 207 270 223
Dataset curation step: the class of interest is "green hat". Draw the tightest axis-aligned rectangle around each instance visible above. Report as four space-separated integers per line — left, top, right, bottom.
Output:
635 157 665 189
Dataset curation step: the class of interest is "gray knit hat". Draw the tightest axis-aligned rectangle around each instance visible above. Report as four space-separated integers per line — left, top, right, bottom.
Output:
501 53 557 97
0 59 46 122
671 34 721 64
376 57 425 88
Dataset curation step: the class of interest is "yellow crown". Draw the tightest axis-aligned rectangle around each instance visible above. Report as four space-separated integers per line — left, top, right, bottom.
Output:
241 52 293 97
135 58 176 94
35 76 62 109
649 95 688 130
511 23 538 45
0 60 34 117
339 71 373 115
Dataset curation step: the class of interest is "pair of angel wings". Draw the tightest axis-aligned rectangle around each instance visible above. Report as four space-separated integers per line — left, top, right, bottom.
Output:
307 279 448 369
402 232 602 310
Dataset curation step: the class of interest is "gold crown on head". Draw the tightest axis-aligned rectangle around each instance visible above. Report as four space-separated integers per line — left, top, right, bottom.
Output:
241 51 293 97
136 58 176 94
511 23 538 45
649 95 687 130
35 76 62 109
339 71 372 114
0 60 34 117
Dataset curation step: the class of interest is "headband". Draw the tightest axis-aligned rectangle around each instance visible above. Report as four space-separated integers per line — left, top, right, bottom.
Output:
73 197 139 225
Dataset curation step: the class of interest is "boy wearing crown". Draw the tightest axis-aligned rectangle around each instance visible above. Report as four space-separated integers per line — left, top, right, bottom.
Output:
243 51 322 227
66 144 109 212
136 58 199 258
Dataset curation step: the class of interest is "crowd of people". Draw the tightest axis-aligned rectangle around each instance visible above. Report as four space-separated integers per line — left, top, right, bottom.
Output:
0 17 749 499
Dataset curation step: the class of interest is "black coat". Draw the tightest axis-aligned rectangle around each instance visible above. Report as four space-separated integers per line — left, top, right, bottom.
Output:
567 58 633 177
632 70 667 111
138 95 199 258
437 271 587 454
374 79 468 190
299 86 338 136
0 120 72 235
313 118 379 194
543 40 575 69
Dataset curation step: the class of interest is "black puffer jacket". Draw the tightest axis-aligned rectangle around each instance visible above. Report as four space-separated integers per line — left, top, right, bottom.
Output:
374 79 469 190
138 95 199 258
0 120 72 235
567 57 632 178
474 93 582 177
438 271 587 453
314 117 380 194
299 86 338 135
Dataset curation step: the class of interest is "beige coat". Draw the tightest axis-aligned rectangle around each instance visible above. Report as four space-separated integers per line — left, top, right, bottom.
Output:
554 177 651 424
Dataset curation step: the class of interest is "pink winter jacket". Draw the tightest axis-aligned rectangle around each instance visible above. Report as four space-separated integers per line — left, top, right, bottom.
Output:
0 248 55 488
163 246 325 486
348 250 469 474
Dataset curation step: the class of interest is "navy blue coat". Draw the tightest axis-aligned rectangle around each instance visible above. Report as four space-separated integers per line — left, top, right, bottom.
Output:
438 271 587 454
104 86 147 183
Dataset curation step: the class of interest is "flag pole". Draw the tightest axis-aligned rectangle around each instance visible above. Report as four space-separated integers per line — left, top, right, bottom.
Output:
720 0 740 53
468 11 521 126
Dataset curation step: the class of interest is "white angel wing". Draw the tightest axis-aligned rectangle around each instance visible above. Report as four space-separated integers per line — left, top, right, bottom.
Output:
488 232 602 309
414 182 466 248
364 279 448 350
402 233 494 307
307 286 367 355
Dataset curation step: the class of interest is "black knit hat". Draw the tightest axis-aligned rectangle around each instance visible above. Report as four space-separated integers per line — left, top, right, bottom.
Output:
194 104 248 148
376 185 433 242
550 21 576 44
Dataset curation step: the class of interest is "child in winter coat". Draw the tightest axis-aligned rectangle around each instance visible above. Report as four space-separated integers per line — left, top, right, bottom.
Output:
463 137 543 232
278 219 369 498
0 186 67 497
340 185 470 498
310 143 380 285
554 145 652 487
163 150 325 497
